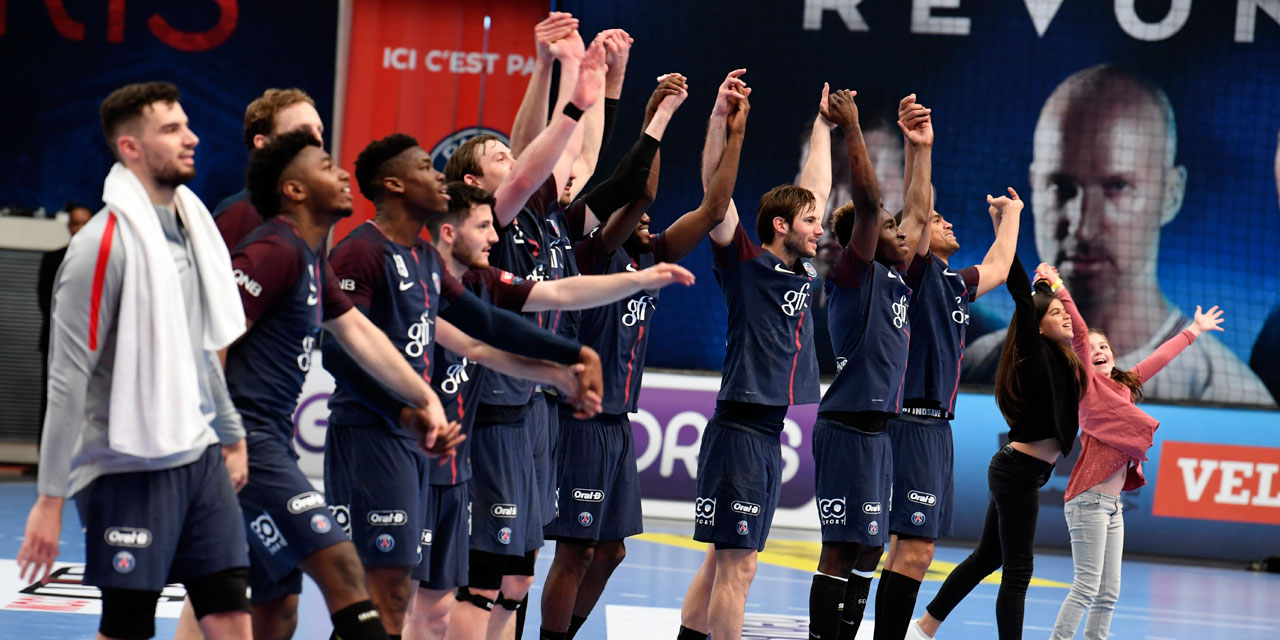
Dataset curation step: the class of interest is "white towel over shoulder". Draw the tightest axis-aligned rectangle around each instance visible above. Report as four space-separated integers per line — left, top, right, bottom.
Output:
100 163 245 459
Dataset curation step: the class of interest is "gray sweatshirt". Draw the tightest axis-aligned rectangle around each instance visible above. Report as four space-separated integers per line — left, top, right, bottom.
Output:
37 204 244 498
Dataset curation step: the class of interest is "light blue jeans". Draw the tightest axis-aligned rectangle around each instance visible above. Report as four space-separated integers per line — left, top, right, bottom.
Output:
1051 490 1124 639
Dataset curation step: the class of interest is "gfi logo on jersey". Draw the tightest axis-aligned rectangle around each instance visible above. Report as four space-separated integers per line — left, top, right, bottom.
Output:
573 488 604 503
492 504 518 518
405 311 432 358
781 282 812 317
731 501 761 516
441 358 473 395
232 269 262 297
818 498 846 525
892 294 909 329
907 490 937 506
622 296 656 327
104 527 152 548
695 497 716 526
367 510 409 526
862 501 883 514
287 491 326 514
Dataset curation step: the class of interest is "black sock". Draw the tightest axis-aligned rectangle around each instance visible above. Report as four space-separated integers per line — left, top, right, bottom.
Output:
330 600 389 640
540 628 567 640
676 625 709 640
566 614 588 639
809 572 848 639
837 571 873 640
514 593 530 640
872 570 922 640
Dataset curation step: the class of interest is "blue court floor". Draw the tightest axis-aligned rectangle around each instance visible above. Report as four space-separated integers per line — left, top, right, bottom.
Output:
0 482 1275 639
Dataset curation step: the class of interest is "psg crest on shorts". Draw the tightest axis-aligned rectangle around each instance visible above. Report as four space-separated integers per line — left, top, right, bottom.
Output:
868 520 879 536
310 513 332 534
737 520 749 535
498 527 512 545
376 533 396 552
912 512 926 526
578 512 593 527
112 550 136 574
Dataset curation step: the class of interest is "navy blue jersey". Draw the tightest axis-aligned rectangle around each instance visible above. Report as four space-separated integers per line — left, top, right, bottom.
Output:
326 221 467 431
574 224 669 415
225 218 352 448
902 254 979 416
712 223 820 408
544 205 580 341
428 266 535 486
819 245 915 415
481 176 558 406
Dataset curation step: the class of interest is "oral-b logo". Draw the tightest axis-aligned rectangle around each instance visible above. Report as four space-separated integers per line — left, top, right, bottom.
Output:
287 491 326 514
492 504 518 518
862 501 883 514
908 490 937 506
731 501 761 516
367 510 409 526
104 527 152 548
572 489 604 503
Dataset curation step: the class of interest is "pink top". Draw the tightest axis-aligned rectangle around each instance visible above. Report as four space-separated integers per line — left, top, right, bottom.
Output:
1057 286 1197 502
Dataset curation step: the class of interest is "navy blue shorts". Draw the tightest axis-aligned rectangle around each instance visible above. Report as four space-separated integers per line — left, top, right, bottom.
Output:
73 445 248 592
528 392 556 527
692 411 782 552
545 412 643 543
887 415 954 539
469 405 541 556
416 482 470 590
813 416 892 546
239 435 348 603
324 423 430 570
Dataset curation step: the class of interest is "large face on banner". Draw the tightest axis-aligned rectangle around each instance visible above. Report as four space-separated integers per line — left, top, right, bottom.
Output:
1029 65 1185 310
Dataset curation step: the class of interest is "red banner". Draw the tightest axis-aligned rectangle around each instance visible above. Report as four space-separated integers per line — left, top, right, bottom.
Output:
1151 441 1280 525
335 0 546 241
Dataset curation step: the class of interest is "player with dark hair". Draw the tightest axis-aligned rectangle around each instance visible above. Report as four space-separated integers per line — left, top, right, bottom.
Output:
213 130 468 639
212 87 325 250
324 133 602 637
674 72 823 640
20 81 253 640
802 87 928 640
912 257 1089 640
403 179 692 640
873 95 1023 640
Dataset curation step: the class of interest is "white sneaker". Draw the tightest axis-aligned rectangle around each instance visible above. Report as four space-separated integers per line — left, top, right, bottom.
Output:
905 619 935 640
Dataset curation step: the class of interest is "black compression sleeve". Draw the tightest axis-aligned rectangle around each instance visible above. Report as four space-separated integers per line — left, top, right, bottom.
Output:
440 289 581 365
599 97 620 157
583 133 660 224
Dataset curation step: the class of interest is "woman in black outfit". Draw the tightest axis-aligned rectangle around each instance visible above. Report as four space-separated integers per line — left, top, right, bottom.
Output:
909 256 1089 640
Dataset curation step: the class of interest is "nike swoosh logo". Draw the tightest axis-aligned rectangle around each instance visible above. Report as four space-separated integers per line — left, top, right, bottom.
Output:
773 264 795 274
943 269 959 276
625 263 637 272
887 271 899 280
399 280 415 291
306 295 318 306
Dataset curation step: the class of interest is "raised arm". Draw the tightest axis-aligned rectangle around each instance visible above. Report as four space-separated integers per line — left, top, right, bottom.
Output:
1005 254 1043 357
523 263 694 312
1132 306 1221 383
509 12 577 157
435 319 601 418
663 87 748 260
493 38 605 227
972 188 1024 299
826 88 880 261
897 99 934 262
567 29 633 201
708 75 751 247
797 84 835 213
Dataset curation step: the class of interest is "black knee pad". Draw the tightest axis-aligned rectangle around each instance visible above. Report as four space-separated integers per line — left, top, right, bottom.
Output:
456 586 496 611
468 550 509 590
495 592 524 611
100 588 161 639
509 550 537 577
186 566 250 619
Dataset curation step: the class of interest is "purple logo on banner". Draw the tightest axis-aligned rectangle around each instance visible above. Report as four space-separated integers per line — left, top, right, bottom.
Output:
629 383 817 509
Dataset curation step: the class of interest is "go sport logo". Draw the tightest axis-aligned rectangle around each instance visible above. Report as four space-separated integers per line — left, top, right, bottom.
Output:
430 127 511 173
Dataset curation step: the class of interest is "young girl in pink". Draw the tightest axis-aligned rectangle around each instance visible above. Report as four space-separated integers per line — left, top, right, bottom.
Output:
1037 263 1225 640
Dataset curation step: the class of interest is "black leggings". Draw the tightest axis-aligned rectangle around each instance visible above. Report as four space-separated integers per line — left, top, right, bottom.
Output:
925 445 1053 639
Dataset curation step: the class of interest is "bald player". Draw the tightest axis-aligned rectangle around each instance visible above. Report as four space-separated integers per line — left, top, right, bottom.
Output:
963 65 1273 406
